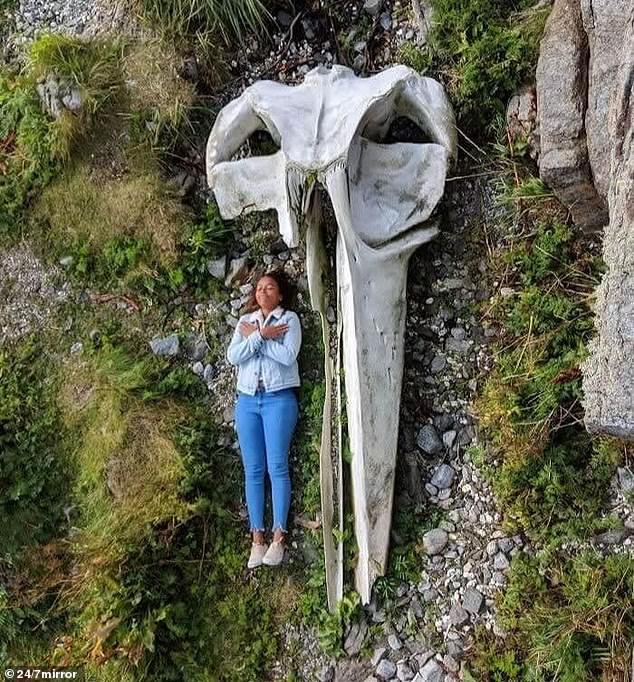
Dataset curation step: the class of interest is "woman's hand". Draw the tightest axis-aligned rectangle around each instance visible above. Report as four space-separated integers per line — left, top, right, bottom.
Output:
260 323 289 340
239 321 259 337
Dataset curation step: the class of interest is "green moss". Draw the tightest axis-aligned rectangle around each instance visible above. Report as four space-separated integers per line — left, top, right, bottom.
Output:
0 70 60 234
420 0 548 133
0 337 69 554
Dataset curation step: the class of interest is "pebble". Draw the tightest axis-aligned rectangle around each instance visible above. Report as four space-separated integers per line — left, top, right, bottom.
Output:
462 588 484 614
417 659 445 682
448 603 469 627
493 552 510 571
150 334 180 357
417 424 444 455
388 633 403 650
423 529 448 555
376 659 397 680
431 464 455 489
396 660 415 681
371 646 387 666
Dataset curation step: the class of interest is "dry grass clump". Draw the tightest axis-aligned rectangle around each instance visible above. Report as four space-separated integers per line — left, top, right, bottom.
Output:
123 37 197 144
58 352 193 568
34 163 190 265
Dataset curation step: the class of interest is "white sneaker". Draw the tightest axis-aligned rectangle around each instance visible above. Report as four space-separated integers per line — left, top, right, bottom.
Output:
247 543 268 569
262 540 285 566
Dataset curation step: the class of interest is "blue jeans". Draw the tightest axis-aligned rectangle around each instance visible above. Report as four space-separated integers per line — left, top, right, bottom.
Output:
235 387 299 533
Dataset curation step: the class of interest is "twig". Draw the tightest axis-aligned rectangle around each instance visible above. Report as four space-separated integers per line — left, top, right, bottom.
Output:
514 315 533 373
90 292 141 312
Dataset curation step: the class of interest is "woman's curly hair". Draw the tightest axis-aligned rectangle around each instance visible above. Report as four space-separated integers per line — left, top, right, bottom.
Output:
242 269 297 313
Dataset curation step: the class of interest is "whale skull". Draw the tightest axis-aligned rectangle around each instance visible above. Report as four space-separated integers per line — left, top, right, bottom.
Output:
207 64 456 609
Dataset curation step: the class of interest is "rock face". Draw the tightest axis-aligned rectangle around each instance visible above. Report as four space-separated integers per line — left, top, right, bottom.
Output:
579 0 632 199
536 0 608 232
582 8 634 440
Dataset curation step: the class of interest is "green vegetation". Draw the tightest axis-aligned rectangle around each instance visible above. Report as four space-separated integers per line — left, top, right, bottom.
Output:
141 0 269 45
401 0 548 133
0 337 69 554
475 202 620 542
468 139 631 678
0 341 291 680
0 69 60 233
470 552 634 681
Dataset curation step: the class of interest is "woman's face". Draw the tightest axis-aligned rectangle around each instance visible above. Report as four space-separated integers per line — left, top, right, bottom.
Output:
255 276 282 311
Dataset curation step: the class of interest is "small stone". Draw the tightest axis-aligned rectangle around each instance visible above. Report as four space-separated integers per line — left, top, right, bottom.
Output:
183 332 208 361
150 334 180 357
497 537 514 554
446 639 464 659
617 467 634 494
443 655 459 673
380 12 392 30
417 425 443 455
422 528 448 555
417 659 445 682
592 527 630 545
422 588 438 602
59 255 74 267
344 618 369 656
70 341 83 354
442 430 457 449
486 540 498 556
430 355 447 373
224 256 250 288
376 659 397 680
192 361 204 375
493 552 510 571
207 255 227 279
431 464 455 489
203 364 214 382
364 0 383 16
425 483 438 496
223 405 235 423
388 633 402 650
372 609 387 623
449 603 469 626
462 588 484 614
396 660 415 681
371 646 387 666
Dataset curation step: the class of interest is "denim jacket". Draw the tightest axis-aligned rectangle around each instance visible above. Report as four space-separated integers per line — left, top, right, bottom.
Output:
227 306 302 395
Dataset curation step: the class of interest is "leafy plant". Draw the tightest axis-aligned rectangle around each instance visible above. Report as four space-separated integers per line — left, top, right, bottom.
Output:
0 70 60 233
0 337 69 554
420 0 548 133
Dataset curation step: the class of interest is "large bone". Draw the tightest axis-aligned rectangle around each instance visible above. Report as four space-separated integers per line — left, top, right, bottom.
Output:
206 65 456 609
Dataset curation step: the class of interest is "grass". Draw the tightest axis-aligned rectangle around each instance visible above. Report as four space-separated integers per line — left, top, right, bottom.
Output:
1 340 288 680
32 163 190 286
469 552 634 681
0 337 69 556
468 133 632 678
474 182 621 542
123 38 198 151
399 0 548 134
141 0 270 46
27 34 124 159
0 69 60 234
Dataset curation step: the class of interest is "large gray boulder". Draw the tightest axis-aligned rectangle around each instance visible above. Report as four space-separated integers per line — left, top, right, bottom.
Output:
536 0 608 232
582 8 634 439
580 0 632 200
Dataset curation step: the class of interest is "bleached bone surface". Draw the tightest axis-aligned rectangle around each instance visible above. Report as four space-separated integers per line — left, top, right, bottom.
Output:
207 65 456 607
